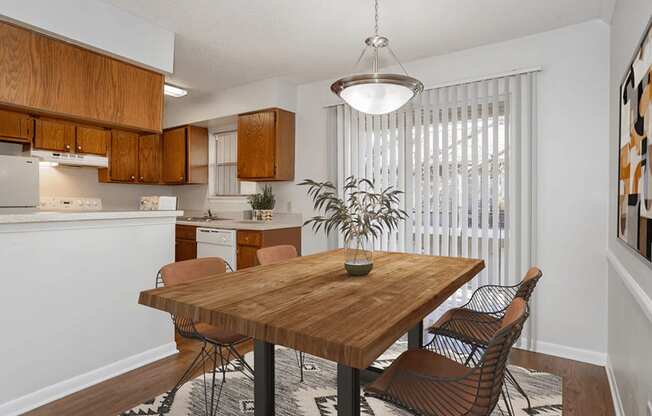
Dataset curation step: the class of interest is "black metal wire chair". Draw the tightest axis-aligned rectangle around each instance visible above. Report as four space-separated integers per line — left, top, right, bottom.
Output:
366 299 529 416
425 267 543 414
156 257 254 416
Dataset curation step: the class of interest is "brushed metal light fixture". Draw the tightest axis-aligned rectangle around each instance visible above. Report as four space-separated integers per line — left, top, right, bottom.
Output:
331 0 423 115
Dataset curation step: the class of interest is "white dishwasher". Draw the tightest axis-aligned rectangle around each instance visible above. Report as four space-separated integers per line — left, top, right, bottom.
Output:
196 228 237 271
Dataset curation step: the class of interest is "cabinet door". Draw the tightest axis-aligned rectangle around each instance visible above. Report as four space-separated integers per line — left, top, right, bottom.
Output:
34 118 75 152
175 239 197 262
237 111 276 179
162 127 187 184
237 245 259 269
139 134 161 183
76 125 108 155
0 109 33 143
109 130 139 182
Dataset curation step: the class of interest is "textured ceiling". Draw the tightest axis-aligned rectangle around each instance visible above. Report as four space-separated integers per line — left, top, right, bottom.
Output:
104 0 611 96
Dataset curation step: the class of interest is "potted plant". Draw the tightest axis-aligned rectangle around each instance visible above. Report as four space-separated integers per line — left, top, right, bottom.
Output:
248 185 276 221
300 176 407 276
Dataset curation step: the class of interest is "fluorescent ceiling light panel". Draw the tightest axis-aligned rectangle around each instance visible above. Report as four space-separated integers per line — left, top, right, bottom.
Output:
164 83 188 98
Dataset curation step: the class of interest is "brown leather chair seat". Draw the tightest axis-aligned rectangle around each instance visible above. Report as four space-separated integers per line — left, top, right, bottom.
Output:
429 308 501 346
193 323 249 345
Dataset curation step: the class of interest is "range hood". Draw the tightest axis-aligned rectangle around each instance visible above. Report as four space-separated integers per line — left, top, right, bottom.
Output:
31 150 108 168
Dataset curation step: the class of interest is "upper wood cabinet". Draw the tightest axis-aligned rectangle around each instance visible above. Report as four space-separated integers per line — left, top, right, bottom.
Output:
162 127 187 184
76 125 109 156
0 109 33 143
0 21 163 132
34 118 75 152
162 125 208 184
108 130 139 182
139 134 161 183
237 108 295 181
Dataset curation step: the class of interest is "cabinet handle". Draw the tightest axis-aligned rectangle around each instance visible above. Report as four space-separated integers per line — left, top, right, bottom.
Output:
180 176 184 181
65 144 70 150
140 176 144 181
130 175 135 180
77 145 82 151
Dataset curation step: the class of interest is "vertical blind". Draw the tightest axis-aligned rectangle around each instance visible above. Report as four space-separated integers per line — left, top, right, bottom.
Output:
335 72 538 325
213 131 239 195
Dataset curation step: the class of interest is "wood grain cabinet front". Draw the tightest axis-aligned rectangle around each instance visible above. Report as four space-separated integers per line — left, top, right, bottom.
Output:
34 118 75 152
175 225 197 262
108 130 139 182
75 125 109 156
0 109 33 143
162 125 208 184
237 108 295 181
236 228 302 270
138 134 161 183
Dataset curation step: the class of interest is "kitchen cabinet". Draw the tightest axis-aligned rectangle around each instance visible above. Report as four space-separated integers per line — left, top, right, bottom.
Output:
0 21 163 132
34 118 75 152
162 125 208 184
138 134 161 183
108 130 139 182
237 108 295 181
76 125 109 156
236 228 301 269
176 225 197 262
0 109 33 144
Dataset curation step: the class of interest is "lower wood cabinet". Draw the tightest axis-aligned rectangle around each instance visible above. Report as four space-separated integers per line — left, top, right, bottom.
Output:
236 228 301 269
175 225 197 262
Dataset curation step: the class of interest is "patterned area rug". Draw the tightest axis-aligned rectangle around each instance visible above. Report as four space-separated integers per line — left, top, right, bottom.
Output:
122 339 562 415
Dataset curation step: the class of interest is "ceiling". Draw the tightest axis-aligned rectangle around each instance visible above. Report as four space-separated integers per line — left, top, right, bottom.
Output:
104 0 613 97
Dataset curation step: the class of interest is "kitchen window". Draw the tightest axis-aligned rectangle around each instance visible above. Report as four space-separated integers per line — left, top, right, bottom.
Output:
212 131 240 195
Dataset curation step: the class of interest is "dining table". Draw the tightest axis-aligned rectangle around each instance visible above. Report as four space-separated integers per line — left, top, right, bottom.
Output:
139 249 484 416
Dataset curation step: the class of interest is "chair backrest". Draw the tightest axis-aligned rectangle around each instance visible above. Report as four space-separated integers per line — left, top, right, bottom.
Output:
158 257 228 287
256 245 298 265
515 267 543 302
469 298 528 415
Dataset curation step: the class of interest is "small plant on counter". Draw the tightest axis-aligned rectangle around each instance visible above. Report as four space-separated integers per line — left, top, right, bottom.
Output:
248 185 276 221
300 176 407 276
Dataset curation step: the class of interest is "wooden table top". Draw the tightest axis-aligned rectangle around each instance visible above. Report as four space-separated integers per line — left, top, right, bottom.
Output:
139 249 484 369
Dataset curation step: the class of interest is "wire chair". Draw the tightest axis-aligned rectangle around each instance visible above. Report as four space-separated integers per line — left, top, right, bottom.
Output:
425 267 543 414
156 257 253 416
255 245 307 382
366 299 529 416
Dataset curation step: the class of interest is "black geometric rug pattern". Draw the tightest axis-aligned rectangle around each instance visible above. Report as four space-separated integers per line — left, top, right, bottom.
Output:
121 339 562 415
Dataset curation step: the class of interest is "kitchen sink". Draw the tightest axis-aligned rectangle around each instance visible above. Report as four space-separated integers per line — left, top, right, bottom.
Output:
178 216 230 222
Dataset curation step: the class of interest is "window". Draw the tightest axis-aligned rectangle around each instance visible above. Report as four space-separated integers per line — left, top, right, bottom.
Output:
334 72 538 321
209 131 241 196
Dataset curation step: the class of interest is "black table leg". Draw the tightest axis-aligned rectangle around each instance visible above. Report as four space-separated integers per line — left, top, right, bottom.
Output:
254 339 274 416
408 320 424 350
337 364 360 416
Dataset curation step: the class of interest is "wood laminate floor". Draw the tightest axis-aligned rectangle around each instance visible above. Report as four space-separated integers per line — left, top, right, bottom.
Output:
25 340 614 416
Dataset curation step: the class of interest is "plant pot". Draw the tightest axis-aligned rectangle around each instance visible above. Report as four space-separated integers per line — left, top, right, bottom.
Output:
344 235 373 276
259 209 273 222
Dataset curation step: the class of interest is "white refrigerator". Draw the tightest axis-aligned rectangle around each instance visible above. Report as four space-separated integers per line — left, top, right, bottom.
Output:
0 155 39 208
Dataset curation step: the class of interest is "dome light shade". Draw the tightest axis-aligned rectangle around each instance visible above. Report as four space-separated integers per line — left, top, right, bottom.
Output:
332 73 423 115
330 1 423 115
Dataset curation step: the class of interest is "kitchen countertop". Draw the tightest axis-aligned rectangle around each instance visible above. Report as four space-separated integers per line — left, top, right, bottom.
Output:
0 209 184 224
176 217 303 231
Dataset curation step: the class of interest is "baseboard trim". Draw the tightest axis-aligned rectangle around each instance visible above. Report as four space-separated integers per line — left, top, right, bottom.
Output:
607 249 652 324
0 342 178 416
515 337 607 366
606 358 625 416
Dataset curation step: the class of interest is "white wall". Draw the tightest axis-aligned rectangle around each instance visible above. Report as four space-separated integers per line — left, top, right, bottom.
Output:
607 0 652 414
0 0 174 73
39 165 176 210
0 216 177 415
273 20 611 361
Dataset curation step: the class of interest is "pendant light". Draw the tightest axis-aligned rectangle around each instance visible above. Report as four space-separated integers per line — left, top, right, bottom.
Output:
331 0 423 115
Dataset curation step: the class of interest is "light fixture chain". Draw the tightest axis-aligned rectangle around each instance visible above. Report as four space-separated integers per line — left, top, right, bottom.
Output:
374 0 379 36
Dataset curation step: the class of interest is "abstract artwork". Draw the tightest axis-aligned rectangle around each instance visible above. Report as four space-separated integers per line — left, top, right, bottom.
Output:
619 18 652 263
